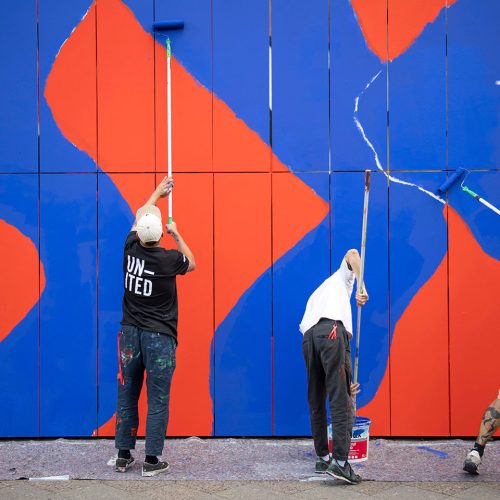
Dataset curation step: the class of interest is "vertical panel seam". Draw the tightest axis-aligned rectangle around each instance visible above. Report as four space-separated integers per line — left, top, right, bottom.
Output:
211 0 216 436
36 0 41 437
95 0 100 436
269 0 275 437
445 1 451 437
386 0 392 437
153 0 157 176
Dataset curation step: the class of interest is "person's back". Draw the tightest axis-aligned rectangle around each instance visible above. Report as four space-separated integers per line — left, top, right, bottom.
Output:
121 230 189 340
300 256 356 337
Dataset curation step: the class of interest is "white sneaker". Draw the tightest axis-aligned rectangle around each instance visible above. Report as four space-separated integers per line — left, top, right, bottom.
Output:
463 450 481 475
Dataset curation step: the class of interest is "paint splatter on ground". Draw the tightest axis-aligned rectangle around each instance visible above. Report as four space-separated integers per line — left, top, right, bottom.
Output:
0 439 498 482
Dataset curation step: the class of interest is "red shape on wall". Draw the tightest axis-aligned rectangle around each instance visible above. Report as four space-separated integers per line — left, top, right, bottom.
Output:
448 207 500 435
360 206 499 436
0 219 46 343
351 0 458 61
44 3 97 161
390 239 450 436
46 0 328 436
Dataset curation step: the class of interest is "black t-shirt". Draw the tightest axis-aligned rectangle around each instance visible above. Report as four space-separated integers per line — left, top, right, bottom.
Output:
121 231 189 340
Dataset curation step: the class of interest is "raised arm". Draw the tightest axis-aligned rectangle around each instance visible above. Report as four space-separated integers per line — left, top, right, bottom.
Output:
345 248 368 306
131 176 174 231
166 221 196 273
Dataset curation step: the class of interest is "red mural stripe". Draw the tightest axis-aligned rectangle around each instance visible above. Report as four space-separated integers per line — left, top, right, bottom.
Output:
360 207 499 437
351 0 458 61
0 219 46 343
45 0 328 437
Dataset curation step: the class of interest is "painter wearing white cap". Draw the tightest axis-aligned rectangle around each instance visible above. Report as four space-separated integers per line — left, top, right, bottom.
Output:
114 176 196 477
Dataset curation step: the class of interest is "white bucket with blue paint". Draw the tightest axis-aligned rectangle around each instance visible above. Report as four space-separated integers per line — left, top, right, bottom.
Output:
328 416 372 463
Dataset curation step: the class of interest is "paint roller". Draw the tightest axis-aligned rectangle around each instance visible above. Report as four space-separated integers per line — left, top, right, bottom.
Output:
437 168 500 216
436 168 467 195
152 19 185 223
153 20 184 31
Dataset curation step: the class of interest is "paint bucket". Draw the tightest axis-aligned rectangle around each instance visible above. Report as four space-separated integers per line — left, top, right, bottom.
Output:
328 416 371 463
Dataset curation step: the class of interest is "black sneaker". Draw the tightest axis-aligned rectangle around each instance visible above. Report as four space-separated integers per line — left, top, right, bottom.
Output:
315 457 331 474
326 460 361 484
115 456 135 473
142 460 170 477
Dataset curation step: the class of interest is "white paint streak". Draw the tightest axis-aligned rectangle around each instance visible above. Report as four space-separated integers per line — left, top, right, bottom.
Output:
354 71 445 205
55 8 91 59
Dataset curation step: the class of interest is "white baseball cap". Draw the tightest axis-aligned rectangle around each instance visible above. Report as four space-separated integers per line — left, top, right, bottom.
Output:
136 205 163 243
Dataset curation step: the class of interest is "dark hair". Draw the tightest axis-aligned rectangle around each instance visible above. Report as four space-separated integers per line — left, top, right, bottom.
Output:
143 240 159 247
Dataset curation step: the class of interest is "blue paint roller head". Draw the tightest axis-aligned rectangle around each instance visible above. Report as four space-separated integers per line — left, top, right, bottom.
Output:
153 20 184 31
437 168 467 194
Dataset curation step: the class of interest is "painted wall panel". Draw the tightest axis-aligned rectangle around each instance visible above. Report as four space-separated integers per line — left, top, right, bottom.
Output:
97 0 155 172
330 0 387 172
0 0 499 440
448 170 499 435
40 0 96 172
214 174 272 435
448 0 500 170
40 174 97 435
389 172 449 436
0 3 38 172
97 173 155 436
331 171 390 436
154 0 212 172
273 173 330 435
157 173 214 436
272 0 329 172
213 0 270 171
0 174 40 435
98 172 214 437
388 2 446 170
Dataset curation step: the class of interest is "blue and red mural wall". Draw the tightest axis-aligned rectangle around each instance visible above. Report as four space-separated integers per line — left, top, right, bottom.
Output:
1 0 498 437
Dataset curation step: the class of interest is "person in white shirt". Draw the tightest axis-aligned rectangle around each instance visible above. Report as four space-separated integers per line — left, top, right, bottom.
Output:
299 249 368 484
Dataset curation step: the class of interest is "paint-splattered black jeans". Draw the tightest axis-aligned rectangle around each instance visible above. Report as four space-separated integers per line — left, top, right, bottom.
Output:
115 324 176 457
302 318 353 461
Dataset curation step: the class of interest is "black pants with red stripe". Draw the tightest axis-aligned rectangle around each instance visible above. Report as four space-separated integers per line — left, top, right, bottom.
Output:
302 318 353 461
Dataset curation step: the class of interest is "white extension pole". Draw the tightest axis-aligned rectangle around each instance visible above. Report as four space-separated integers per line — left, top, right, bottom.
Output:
166 38 173 223
462 184 500 216
477 197 500 216
353 170 371 413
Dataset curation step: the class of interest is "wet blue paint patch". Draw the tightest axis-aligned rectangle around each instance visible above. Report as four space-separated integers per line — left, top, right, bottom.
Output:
417 446 449 459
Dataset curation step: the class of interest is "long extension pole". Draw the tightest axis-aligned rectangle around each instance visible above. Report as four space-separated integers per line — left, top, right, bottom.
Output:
353 170 371 413
152 21 183 222
166 38 173 223
461 184 500 216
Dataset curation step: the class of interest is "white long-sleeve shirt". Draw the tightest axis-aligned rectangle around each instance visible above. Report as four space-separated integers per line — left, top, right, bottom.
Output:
299 257 356 336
